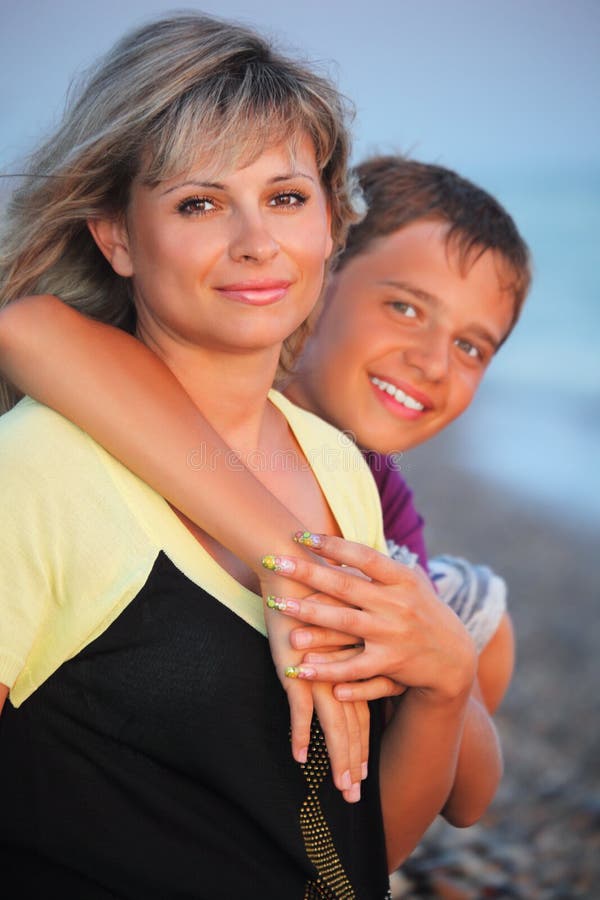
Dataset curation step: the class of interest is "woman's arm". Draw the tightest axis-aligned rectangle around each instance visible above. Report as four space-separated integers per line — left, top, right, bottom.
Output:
0 295 367 794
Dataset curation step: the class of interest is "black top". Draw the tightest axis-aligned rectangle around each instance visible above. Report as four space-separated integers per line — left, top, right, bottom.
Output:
0 553 391 899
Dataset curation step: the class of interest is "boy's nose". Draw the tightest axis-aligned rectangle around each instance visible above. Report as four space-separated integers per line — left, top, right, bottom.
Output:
229 212 279 264
403 327 450 382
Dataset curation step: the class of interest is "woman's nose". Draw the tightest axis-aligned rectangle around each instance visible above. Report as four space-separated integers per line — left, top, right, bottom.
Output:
228 211 280 264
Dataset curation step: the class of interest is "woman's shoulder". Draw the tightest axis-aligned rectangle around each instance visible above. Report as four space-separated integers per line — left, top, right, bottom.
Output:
1 396 89 453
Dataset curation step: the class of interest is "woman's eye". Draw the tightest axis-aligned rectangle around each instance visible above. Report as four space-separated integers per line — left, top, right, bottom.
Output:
177 196 216 215
389 301 417 319
268 191 307 208
454 338 481 360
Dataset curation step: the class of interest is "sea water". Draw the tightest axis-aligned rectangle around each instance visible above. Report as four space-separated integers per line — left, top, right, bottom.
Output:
447 165 600 530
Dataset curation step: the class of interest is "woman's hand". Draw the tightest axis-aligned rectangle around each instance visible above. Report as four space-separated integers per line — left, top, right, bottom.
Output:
261 534 478 704
260 566 369 803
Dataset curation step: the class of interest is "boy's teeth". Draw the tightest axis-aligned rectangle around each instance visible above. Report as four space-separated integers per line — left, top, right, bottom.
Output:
371 376 425 411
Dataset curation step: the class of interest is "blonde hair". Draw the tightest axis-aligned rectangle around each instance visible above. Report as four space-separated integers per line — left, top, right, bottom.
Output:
0 12 356 410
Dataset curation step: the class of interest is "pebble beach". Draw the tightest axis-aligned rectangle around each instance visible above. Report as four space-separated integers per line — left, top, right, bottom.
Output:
389 429 600 899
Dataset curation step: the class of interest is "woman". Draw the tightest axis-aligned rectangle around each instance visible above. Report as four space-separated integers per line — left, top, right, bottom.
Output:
0 13 479 898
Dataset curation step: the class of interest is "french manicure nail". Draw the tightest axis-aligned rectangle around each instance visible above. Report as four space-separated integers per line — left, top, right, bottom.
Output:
361 762 368 780
284 665 316 680
293 530 324 548
297 746 308 764
261 555 296 574
340 769 352 791
266 595 287 611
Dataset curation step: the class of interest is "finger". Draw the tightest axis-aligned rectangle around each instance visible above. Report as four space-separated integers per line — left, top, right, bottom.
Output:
285 652 380 685
312 686 353 796
355 700 370 780
334 677 407 703
269 595 373 637
342 701 363 798
294 532 422 584
303 647 362 665
285 680 314 764
291 624 361 651
264 556 382 610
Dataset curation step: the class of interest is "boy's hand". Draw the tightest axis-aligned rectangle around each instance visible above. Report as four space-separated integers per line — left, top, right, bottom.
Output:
262 534 478 704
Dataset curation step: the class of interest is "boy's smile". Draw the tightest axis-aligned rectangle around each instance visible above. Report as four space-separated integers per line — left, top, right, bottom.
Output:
288 219 516 454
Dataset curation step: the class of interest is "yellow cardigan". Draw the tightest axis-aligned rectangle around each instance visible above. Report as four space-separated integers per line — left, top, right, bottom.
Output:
0 391 386 706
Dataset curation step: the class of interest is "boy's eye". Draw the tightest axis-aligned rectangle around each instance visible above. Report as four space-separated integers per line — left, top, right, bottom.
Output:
389 301 417 318
177 196 216 215
268 191 307 208
454 338 482 360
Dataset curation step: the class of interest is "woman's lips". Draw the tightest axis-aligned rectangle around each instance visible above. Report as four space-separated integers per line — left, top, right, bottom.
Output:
215 280 292 305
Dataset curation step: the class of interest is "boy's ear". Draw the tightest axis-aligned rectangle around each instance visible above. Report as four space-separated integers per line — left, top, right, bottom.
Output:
87 217 134 277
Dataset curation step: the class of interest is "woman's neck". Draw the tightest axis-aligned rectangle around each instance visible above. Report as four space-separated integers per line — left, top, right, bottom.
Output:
144 337 282 452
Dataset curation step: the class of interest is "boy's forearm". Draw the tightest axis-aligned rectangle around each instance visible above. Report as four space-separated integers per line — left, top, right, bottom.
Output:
379 688 470 872
0 295 306 573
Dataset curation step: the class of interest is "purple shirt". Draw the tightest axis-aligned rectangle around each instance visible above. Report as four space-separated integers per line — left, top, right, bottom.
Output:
365 453 428 569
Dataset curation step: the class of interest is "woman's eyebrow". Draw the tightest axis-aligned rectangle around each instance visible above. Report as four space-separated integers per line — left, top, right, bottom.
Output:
269 172 316 184
161 179 225 195
161 171 315 196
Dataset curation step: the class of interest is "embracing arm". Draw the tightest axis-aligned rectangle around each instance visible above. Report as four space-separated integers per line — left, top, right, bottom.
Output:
0 296 306 574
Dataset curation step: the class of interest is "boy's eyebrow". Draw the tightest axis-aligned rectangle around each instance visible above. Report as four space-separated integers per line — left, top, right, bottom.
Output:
379 279 502 352
161 171 316 196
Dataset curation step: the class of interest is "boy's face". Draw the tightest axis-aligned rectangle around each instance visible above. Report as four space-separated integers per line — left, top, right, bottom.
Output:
288 219 516 453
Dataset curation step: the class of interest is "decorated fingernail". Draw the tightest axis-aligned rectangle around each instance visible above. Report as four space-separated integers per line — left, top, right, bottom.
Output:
266 596 300 613
284 665 316 680
266 595 287 611
261 555 296 574
293 530 324 548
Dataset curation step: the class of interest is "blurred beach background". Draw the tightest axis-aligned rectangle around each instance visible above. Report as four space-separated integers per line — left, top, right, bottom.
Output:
1 1 598 895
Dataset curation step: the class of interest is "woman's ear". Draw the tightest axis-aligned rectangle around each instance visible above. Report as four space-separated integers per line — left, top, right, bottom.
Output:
87 217 134 277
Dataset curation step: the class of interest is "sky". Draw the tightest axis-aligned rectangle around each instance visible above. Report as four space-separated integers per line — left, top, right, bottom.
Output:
1 0 599 177
1 0 599 524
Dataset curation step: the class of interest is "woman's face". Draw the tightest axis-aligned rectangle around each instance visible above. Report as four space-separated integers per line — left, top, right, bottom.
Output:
288 219 515 454
97 134 332 363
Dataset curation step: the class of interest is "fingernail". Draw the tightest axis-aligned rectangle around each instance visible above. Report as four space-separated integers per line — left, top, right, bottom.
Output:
261 555 296 574
340 769 352 791
293 630 312 649
266 595 287 611
361 762 368 780
293 530 324 549
267 596 300 613
297 746 308 764
284 665 316 680
335 686 352 700
348 782 361 803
